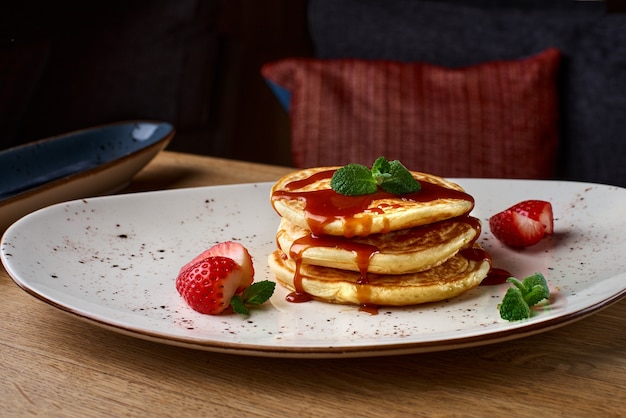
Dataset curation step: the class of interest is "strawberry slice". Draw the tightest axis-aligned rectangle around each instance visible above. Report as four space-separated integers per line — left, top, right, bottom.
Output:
508 200 553 235
176 243 275 315
182 241 254 292
176 256 245 315
489 210 546 247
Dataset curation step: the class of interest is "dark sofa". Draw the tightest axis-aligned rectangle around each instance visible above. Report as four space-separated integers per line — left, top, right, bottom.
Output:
305 0 626 187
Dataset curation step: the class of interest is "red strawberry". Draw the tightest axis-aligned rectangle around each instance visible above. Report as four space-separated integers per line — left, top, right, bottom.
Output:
489 210 546 247
176 243 275 315
508 200 554 235
182 241 254 292
176 256 244 315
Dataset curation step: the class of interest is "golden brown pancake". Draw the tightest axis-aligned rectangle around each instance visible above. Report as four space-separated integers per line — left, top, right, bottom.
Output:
270 167 474 237
267 247 491 306
276 216 481 274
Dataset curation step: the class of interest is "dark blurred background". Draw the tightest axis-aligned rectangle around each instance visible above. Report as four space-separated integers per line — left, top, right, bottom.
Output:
1 0 313 167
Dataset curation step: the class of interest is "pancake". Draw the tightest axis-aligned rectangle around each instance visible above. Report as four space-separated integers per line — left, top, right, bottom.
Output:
270 167 474 237
276 216 481 274
268 247 491 307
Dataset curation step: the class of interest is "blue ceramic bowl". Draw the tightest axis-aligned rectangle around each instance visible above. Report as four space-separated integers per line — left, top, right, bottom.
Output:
0 120 174 231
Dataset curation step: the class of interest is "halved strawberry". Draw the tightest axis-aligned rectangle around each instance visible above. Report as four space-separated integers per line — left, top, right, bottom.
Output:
176 243 275 315
489 210 546 247
182 241 254 292
508 200 553 235
176 256 244 315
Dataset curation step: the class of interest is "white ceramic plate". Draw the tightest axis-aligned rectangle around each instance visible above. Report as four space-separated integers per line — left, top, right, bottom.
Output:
2 180 625 358
0 121 174 233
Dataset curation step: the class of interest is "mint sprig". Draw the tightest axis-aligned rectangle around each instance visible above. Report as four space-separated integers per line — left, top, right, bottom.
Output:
230 280 276 315
499 272 550 321
330 163 378 196
330 156 421 196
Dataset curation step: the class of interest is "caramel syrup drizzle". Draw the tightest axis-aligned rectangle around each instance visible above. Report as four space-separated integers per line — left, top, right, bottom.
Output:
271 170 475 238
271 169 505 313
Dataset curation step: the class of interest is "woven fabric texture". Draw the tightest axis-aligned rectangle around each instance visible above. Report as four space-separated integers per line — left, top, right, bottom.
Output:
262 48 560 178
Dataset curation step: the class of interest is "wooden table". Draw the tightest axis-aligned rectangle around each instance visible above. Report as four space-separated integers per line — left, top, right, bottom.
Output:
2 151 625 417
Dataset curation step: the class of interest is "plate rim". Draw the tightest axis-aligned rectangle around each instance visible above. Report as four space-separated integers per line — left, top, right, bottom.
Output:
8 278 624 358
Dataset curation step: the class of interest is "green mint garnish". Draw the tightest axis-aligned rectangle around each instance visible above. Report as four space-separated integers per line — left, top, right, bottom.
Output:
230 280 276 316
330 163 378 196
330 156 420 196
499 272 550 321
374 157 421 194
499 287 531 321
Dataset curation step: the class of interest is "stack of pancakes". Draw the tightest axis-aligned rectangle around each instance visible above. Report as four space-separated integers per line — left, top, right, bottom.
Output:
268 167 491 310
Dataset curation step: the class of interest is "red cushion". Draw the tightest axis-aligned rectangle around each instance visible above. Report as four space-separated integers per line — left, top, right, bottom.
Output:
262 48 560 178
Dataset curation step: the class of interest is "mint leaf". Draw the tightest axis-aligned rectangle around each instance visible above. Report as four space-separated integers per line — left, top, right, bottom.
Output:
242 280 276 306
230 295 249 315
507 276 526 292
330 157 420 196
330 163 377 196
371 156 392 185
499 273 550 321
521 272 550 307
230 280 275 316
499 286 531 321
380 160 421 194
